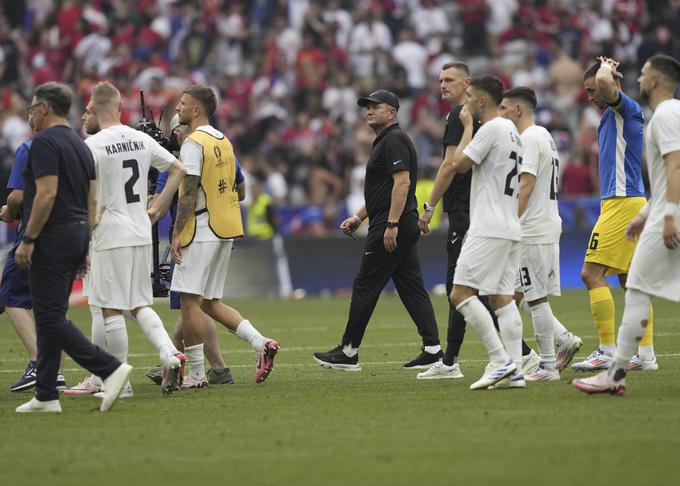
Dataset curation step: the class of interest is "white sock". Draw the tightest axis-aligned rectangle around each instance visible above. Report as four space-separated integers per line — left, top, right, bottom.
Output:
529 302 557 367
235 319 267 352
608 289 651 380
553 317 571 346
104 314 128 363
184 343 206 380
637 345 655 360
457 296 508 364
90 305 105 348
424 345 442 354
495 301 523 365
133 307 178 361
342 344 358 357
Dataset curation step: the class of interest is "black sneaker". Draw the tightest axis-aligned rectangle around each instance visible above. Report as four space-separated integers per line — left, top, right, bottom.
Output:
145 364 163 385
207 367 235 385
313 345 361 371
10 361 37 392
403 348 443 369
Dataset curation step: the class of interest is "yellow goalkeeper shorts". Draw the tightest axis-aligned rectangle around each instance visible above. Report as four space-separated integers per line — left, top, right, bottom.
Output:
584 196 646 276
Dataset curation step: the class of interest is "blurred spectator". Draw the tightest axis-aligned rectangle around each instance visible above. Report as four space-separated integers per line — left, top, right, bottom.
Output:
561 150 595 197
0 0 675 237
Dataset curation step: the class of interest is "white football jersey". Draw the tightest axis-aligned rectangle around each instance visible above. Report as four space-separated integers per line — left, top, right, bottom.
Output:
86 125 175 250
644 98 680 233
519 125 562 244
463 116 523 241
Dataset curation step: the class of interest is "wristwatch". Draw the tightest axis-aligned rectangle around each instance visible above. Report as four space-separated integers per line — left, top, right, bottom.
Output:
423 202 435 213
386 221 399 229
21 235 36 244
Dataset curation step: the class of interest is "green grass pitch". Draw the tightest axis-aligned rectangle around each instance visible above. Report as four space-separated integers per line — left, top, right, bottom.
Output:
0 289 678 486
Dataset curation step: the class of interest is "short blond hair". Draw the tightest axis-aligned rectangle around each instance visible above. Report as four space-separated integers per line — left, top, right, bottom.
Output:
91 81 121 109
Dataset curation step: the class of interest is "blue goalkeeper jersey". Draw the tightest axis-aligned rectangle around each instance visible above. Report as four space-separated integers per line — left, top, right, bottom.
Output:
597 91 645 199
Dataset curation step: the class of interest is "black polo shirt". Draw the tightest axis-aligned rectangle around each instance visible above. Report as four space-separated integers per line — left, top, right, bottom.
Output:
23 125 95 226
441 105 481 212
364 123 418 228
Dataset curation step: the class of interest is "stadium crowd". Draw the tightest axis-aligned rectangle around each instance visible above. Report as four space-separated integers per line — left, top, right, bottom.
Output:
1 0 679 235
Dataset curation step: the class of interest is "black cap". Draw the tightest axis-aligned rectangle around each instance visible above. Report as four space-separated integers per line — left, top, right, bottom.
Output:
357 89 400 110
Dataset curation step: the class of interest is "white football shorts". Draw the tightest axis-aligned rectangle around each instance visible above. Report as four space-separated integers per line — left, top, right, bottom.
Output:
170 240 233 300
515 243 561 301
454 236 520 296
627 230 680 302
89 245 153 310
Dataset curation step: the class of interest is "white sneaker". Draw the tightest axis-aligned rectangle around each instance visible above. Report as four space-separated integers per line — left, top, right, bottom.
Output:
100 364 133 412
555 334 583 371
63 376 102 395
628 354 659 371
94 381 134 399
470 360 517 390
16 397 62 413
572 371 625 396
524 365 560 382
571 348 613 372
521 349 540 375
488 368 526 389
416 361 464 380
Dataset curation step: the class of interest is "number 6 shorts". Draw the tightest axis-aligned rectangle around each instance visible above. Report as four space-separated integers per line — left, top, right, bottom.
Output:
585 196 646 276
453 235 520 296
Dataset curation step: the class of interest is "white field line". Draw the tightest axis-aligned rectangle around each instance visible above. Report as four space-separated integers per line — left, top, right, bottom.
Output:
2 353 680 374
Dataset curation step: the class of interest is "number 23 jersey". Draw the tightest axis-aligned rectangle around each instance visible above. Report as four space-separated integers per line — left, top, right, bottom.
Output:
85 125 175 250
463 116 523 241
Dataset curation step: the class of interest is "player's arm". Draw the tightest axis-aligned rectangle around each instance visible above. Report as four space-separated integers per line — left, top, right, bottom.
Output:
419 144 457 233
23 175 58 239
237 181 246 201
663 150 680 249
451 106 477 173
0 189 23 222
340 204 367 235
517 173 536 217
595 56 622 105
170 174 199 263
149 160 186 223
384 170 410 252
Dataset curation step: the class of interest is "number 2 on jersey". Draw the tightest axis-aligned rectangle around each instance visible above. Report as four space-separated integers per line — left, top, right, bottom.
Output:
123 159 141 204
504 151 521 197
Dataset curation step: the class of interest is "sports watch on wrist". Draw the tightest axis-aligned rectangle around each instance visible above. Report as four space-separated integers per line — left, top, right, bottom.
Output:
423 202 435 213
386 221 399 229
21 235 36 244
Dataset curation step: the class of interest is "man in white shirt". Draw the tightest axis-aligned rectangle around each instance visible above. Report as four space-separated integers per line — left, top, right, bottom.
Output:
81 81 187 395
500 86 582 381
448 75 526 390
171 85 279 388
573 54 680 395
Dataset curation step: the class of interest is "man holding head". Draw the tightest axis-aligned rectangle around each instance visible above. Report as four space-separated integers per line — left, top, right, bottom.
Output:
447 75 525 390
500 87 581 380
573 55 680 395
80 81 188 395
313 90 442 371
171 85 279 388
573 57 656 372
14 82 130 413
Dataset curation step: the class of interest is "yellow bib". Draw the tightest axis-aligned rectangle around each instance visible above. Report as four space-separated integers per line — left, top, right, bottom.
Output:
179 129 244 247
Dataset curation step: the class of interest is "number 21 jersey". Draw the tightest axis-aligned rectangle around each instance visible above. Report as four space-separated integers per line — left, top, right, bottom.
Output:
85 125 175 251
463 116 523 241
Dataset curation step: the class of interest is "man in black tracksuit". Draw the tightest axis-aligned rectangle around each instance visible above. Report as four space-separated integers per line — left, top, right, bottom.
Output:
418 63 535 379
313 90 442 371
